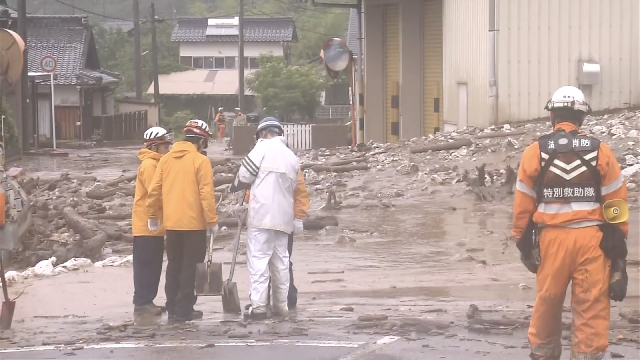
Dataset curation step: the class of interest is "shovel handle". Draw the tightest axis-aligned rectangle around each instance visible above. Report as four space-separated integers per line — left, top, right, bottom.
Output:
228 191 247 282
207 231 216 264
0 257 9 302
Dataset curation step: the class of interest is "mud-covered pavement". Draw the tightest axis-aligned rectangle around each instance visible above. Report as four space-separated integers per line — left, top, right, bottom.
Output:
0 111 639 359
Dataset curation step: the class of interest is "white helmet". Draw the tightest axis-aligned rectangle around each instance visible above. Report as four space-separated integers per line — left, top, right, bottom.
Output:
184 119 212 138
544 86 591 113
218 107 224 112
143 126 172 147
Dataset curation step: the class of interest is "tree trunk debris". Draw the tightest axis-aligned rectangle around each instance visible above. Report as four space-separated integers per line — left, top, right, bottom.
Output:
311 164 369 173
410 139 473 154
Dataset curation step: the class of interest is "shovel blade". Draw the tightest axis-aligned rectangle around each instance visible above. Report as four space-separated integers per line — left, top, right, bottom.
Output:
0 301 15 330
195 262 223 296
221 280 241 314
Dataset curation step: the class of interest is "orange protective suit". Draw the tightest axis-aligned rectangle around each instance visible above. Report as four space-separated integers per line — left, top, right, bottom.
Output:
214 113 226 140
512 122 628 360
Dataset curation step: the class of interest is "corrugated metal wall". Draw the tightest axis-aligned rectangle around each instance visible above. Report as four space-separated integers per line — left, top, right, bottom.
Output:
442 0 491 128
497 0 640 123
423 0 443 134
384 4 400 142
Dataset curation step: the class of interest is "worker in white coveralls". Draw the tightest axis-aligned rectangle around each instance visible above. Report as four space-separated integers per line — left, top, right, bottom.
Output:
229 117 302 320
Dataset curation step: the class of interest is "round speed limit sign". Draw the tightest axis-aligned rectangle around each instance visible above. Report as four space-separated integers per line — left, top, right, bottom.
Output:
40 56 57 73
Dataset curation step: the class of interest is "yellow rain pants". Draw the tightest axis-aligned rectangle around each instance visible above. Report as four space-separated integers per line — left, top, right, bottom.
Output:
528 226 610 360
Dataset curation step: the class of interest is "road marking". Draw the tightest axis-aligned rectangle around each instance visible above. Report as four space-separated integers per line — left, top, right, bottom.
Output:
0 339 365 353
338 336 400 360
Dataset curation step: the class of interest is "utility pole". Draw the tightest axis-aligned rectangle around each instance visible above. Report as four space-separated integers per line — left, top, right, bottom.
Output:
150 3 161 124
17 0 29 151
237 0 245 112
132 0 143 100
71 0 76 15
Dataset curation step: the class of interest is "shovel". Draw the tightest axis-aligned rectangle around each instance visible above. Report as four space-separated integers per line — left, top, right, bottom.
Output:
0 257 15 330
195 187 227 296
222 209 245 314
195 231 223 296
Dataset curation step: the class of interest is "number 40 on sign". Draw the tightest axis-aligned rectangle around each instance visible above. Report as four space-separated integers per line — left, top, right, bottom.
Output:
40 56 57 73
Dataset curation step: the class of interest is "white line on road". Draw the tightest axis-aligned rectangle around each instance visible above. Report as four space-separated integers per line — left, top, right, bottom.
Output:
0 339 366 354
338 336 400 360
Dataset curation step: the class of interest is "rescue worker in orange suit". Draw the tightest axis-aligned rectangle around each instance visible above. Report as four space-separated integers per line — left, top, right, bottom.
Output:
243 170 309 309
512 86 629 360
132 127 172 316
214 107 226 140
146 119 219 323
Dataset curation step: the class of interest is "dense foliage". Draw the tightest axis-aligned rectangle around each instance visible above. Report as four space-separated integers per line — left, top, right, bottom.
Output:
247 54 325 121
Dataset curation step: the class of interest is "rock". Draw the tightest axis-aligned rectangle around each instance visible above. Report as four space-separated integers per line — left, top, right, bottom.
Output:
628 129 639 138
610 352 624 358
340 306 354 312
627 183 637 190
625 155 638 165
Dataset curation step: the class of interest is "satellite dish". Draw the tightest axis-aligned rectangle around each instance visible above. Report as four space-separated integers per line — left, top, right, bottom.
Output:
0 29 25 93
321 38 351 72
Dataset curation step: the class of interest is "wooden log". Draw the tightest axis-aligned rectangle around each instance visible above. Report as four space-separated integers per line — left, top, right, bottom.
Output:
106 174 137 187
472 129 526 140
86 212 132 220
311 164 369 173
70 175 97 182
326 157 367 167
301 163 316 171
303 215 338 230
61 208 108 260
409 139 473 154
468 317 530 328
214 165 237 175
86 185 135 200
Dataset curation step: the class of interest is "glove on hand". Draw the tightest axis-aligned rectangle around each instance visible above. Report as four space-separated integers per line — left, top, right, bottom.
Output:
207 224 219 237
148 219 160 232
520 252 538 274
293 219 304 236
234 204 247 216
610 259 628 302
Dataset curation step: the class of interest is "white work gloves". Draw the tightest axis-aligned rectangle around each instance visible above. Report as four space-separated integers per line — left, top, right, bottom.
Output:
148 219 160 232
293 219 304 236
234 204 247 216
207 223 219 237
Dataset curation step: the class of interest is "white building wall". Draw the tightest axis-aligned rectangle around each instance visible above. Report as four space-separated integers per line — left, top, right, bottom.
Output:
179 42 284 57
442 0 491 129
496 0 640 123
38 85 80 106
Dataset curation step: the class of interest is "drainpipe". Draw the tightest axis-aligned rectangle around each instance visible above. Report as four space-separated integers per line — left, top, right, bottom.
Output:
356 0 365 144
488 0 499 126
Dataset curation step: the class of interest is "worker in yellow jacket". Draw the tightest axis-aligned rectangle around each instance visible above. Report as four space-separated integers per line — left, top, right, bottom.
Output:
132 127 172 316
146 119 219 322
244 170 309 309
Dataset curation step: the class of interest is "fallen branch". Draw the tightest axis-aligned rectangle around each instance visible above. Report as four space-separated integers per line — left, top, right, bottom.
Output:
301 163 316 171
86 212 132 220
467 317 530 328
409 139 473 154
214 175 235 186
311 164 369 173
106 174 137 187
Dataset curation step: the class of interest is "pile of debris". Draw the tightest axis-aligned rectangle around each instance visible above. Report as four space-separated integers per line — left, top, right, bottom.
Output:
298 110 640 205
11 159 241 268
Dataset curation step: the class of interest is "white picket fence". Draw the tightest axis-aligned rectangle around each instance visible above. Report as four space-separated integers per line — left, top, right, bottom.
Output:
282 123 312 150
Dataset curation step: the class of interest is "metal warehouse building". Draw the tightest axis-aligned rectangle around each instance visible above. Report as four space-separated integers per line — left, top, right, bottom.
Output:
351 0 640 143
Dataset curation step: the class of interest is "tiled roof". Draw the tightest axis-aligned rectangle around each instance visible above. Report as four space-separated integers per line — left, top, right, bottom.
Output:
0 3 16 17
346 8 361 56
26 15 120 86
171 16 297 43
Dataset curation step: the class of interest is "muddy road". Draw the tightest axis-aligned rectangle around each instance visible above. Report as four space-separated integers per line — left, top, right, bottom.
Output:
0 112 639 359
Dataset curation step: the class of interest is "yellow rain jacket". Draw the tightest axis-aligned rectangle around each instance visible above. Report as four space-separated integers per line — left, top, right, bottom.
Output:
132 149 165 236
244 171 310 219
146 141 218 230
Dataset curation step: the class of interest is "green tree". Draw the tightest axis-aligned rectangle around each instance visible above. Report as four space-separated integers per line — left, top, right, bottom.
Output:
247 54 325 121
93 21 185 95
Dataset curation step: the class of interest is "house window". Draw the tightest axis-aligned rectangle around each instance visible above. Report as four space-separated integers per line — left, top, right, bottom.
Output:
180 56 192 67
243 57 260 70
224 56 236 69
249 57 260 69
204 57 214 69
214 57 226 69
192 57 204 69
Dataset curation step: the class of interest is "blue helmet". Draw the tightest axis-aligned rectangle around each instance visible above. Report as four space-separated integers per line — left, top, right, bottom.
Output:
255 117 284 140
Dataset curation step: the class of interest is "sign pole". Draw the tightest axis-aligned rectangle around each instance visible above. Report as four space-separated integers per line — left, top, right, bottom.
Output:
50 73 56 150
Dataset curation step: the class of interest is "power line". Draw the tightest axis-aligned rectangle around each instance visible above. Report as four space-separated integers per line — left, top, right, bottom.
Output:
270 0 346 15
53 0 128 21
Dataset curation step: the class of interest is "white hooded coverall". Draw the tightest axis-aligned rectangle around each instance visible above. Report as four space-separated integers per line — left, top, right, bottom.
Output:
237 136 300 312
